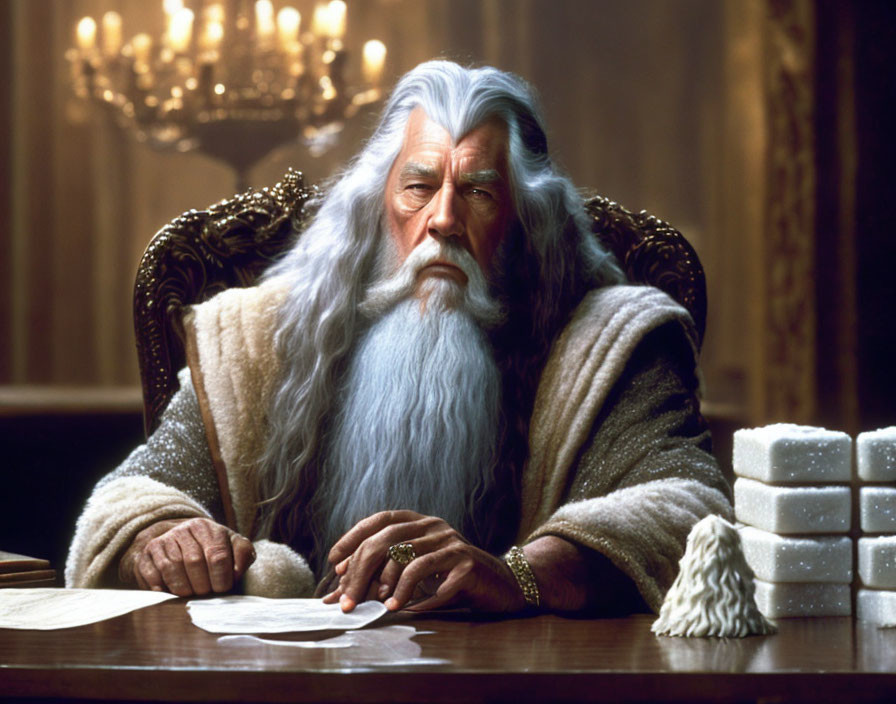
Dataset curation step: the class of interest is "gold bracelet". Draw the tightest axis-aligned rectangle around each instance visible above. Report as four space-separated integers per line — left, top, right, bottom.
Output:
503 545 541 608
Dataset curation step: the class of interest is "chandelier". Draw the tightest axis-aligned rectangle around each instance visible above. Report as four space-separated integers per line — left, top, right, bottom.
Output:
67 0 387 189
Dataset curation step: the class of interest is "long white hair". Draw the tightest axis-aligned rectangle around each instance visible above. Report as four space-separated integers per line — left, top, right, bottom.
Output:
255 60 624 553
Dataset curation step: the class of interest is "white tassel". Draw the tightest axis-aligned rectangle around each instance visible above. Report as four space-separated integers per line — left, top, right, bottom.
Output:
652 514 776 638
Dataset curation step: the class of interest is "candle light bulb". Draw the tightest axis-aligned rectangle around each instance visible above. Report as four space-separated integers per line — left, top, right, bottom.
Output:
362 39 386 86
132 33 153 66
255 0 276 44
311 3 329 37
76 17 97 52
163 0 184 17
205 3 225 24
277 7 301 50
168 7 194 53
101 12 122 56
200 20 224 53
326 1 347 39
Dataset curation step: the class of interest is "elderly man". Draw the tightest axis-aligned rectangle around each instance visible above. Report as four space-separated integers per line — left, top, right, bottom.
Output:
67 61 732 615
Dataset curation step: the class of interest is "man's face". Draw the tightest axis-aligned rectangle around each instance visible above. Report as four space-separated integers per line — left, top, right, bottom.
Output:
383 108 513 287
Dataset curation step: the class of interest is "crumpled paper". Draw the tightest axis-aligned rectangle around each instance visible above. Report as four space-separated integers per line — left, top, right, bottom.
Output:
186 595 388 634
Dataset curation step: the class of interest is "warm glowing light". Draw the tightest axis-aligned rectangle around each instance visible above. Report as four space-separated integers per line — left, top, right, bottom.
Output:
200 20 224 52
320 75 337 100
362 39 386 85
168 7 194 53
277 7 301 50
255 0 276 44
101 12 122 56
76 17 97 51
311 3 329 36
325 1 347 39
132 33 152 65
163 0 184 16
205 3 225 24
68 0 389 167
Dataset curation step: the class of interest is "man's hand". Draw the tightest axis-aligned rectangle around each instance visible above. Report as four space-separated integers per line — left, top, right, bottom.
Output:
321 510 526 613
119 517 255 597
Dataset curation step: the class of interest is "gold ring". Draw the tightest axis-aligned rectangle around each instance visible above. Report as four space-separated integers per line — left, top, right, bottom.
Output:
388 542 416 566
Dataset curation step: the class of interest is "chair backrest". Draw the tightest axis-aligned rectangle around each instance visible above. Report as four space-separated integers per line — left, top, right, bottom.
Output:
134 168 706 436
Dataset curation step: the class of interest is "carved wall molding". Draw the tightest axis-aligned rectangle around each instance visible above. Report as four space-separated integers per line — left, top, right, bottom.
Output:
759 0 817 423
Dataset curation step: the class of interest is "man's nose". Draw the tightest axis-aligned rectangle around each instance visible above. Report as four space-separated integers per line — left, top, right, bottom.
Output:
427 186 463 240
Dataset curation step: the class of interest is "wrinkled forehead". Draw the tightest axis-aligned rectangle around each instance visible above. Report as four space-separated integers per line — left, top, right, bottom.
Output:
395 107 510 166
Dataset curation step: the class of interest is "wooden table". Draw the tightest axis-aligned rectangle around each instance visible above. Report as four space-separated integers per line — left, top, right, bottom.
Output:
1 601 895 703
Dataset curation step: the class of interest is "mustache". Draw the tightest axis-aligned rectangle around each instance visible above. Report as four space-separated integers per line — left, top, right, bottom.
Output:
359 238 505 328
373 237 480 294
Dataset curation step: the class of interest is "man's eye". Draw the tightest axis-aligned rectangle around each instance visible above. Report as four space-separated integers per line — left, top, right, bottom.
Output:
467 187 494 200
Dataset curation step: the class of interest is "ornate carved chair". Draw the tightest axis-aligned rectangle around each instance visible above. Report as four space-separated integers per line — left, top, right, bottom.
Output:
134 168 706 437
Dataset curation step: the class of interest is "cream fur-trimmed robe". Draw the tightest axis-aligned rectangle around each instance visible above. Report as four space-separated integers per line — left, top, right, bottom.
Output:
67 281 732 611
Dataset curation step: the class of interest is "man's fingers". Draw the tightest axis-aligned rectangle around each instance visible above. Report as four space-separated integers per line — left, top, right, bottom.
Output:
326 516 525 614
402 575 462 612
231 534 256 578
188 520 236 593
336 516 454 604
314 567 340 598
124 518 255 596
135 551 165 592
375 528 454 594
376 550 410 597
176 529 213 596
339 594 357 612
327 510 423 565
204 545 235 593
334 556 350 576
334 527 417 606
187 518 255 593
148 538 193 596
365 578 384 602
387 553 443 608
387 548 470 611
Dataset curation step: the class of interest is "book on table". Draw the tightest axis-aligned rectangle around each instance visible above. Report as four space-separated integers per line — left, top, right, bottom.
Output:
0 551 56 588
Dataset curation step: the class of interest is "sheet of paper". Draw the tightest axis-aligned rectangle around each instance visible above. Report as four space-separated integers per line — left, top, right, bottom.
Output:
0 588 178 630
186 595 388 634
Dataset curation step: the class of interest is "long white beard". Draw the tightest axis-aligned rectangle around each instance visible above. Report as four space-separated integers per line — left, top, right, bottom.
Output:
313 239 503 563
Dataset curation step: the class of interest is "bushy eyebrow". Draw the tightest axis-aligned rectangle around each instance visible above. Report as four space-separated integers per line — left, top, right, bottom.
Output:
459 169 503 186
397 163 504 186
398 162 438 180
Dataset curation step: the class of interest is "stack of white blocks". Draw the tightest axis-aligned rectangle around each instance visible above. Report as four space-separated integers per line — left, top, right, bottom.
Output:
733 424 853 618
856 427 896 626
